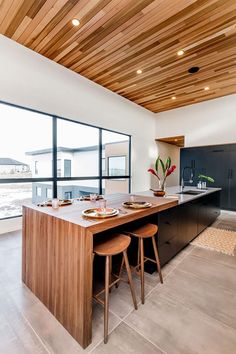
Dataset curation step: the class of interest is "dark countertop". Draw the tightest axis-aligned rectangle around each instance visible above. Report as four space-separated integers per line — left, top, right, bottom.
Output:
139 186 221 205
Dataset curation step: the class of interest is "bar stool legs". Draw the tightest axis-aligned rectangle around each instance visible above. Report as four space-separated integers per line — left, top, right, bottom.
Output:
152 236 163 284
94 234 137 344
126 224 163 304
140 238 145 304
123 251 138 310
104 256 110 344
103 251 137 343
138 236 163 304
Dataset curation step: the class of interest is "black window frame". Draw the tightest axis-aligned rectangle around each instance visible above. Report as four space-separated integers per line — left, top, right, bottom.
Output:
34 161 39 175
0 100 131 220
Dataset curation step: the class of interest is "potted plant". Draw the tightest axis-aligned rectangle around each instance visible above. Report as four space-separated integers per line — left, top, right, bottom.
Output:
198 174 214 189
148 156 176 196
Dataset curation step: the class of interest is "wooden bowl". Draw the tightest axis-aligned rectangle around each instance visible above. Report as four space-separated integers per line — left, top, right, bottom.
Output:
153 190 166 197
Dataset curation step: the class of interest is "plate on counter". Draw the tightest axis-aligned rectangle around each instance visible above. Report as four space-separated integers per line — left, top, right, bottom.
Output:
79 195 104 201
82 208 119 218
38 199 72 207
122 201 152 209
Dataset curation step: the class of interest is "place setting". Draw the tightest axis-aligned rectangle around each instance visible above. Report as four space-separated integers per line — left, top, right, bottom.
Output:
81 194 152 221
37 198 73 208
82 198 119 220
122 195 152 209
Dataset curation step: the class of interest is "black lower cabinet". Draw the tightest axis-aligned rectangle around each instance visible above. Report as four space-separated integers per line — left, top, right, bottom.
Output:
158 191 220 266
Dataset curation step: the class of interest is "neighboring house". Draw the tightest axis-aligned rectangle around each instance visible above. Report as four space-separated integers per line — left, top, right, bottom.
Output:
0 158 29 174
26 141 129 203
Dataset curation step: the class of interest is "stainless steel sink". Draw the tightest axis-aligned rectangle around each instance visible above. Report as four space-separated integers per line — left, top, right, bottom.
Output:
177 190 206 195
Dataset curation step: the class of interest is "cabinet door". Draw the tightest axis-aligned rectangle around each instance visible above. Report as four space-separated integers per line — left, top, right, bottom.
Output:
228 151 236 211
158 207 179 246
178 202 198 243
206 149 230 210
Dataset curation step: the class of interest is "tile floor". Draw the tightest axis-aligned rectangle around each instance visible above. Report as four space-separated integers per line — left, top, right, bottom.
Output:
0 211 236 353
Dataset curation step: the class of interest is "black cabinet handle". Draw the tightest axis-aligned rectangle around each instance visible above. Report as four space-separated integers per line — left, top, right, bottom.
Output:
164 221 171 225
165 241 171 245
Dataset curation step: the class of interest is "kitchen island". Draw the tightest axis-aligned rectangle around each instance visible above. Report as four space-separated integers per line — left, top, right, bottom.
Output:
22 193 178 349
22 187 221 348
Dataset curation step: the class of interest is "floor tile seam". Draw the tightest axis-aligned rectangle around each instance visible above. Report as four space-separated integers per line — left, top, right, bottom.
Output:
172 266 236 295
88 317 124 353
144 246 196 300
189 251 236 269
154 290 236 334
123 319 168 354
13 309 52 354
184 253 236 272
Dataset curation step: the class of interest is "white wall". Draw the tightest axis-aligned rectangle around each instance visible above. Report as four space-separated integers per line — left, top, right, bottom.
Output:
155 94 236 147
156 142 180 187
0 35 157 233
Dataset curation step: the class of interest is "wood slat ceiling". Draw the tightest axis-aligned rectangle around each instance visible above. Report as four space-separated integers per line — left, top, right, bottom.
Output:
0 0 236 113
156 136 185 147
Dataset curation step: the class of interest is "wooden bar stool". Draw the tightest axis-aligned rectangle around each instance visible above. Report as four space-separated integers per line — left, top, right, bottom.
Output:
93 234 137 344
125 223 163 304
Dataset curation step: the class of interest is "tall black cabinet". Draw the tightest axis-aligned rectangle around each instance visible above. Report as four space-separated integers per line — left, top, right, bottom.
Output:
180 144 236 211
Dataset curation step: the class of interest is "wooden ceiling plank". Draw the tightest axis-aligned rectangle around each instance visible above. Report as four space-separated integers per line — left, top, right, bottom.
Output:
43 0 115 59
0 0 14 25
38 0 109 56
29 0 78 51
55 0 131 64
17 0 59 44
0 0 25 34
11 15 31 41
22 0 68 47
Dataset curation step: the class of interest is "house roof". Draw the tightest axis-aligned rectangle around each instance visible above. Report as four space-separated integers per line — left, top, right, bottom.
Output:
0 158 28 166
26 146 104 155
26 141 128 156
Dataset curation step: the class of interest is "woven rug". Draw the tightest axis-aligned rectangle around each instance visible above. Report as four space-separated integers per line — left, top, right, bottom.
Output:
191 227 236 256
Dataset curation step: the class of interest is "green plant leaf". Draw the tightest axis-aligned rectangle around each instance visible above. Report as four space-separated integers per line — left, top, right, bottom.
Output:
155 156 160 173
159 158 165 176
165 157 171 170
198 174 215 183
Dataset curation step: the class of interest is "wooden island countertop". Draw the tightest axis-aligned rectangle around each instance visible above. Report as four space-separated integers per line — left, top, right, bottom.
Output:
22 193 178 348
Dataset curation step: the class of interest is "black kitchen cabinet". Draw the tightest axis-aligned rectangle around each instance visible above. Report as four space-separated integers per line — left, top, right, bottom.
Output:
158 191 220 265
180 144 236 211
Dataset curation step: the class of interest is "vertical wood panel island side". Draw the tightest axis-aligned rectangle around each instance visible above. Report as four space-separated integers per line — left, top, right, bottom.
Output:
22 194 178 348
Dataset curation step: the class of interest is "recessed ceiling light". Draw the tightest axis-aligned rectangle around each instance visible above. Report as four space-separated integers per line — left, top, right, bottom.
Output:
188 66 200 74
171 96 176 100
177 50 184 56
136 69 142 74
204 86 209 91
174 138 178 142
72 18 80 26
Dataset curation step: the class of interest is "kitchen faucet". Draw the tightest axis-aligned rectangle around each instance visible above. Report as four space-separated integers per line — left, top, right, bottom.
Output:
181 166 194 191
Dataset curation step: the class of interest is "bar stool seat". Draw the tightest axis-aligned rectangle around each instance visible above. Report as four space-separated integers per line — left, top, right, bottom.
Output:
128 223 158 238
125 223 163 304
94 234 131 256
93 233 137 344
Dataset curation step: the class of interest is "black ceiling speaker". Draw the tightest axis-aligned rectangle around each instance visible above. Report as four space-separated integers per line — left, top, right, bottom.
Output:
188 66 200 74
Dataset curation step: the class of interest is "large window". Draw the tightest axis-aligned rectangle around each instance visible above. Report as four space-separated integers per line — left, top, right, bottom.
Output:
0 101 131 219
108 156 126 176
57 119 99 177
